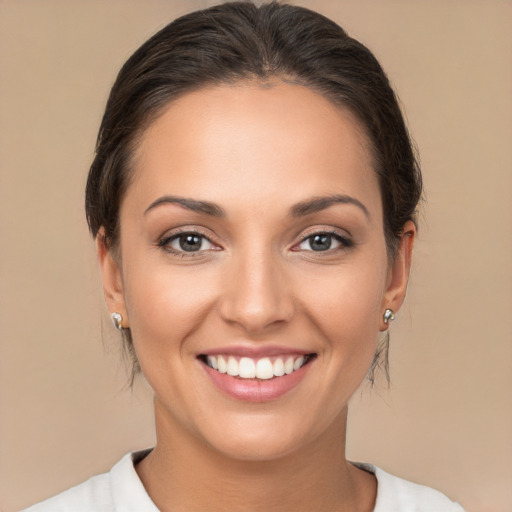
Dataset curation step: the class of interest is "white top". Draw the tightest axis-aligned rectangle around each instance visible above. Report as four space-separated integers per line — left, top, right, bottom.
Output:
23 450 465 512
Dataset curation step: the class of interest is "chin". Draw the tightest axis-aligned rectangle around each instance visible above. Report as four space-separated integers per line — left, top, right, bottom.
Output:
209 429 307 463
197 409 333 463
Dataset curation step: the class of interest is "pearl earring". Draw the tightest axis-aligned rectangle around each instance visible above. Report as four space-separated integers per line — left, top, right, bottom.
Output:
383 308 395 325
111 312 124 331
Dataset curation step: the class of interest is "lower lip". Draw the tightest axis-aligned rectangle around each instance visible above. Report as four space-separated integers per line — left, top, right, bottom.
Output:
201 360 313 402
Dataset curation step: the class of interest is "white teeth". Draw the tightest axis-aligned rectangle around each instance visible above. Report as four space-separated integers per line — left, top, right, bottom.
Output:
284 356 294 375
256 358 274 379
239 357 256 378
227 356 239 376
217 355 227 373
273 358 285 377
205 354 310 379
207 355 218 370
293 356 305 371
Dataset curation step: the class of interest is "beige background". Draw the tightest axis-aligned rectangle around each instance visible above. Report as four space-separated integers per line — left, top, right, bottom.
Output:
1 1 511 511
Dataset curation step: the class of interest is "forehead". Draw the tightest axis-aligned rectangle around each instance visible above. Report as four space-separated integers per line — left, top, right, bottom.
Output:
126 82 381 219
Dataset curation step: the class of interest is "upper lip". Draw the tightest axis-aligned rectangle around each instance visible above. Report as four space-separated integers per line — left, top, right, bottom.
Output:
198 344 314 358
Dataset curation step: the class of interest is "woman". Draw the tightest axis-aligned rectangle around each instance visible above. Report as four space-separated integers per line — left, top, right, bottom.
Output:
24 2 464 511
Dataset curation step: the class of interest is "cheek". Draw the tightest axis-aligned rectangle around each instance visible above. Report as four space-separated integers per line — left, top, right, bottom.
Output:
299 257 388 371
122 262 218 352
121 264 220 418
303 263 386 330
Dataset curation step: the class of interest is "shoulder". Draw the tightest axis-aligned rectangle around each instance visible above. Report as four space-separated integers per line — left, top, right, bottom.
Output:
21 450 158 512
21 472 112 512
355 463 465 512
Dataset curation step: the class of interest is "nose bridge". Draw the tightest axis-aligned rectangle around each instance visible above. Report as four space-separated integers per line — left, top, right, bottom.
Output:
219 242 293 332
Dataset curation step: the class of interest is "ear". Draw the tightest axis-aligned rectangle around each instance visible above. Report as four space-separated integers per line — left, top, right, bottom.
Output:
380 220 416 331
96 229 128 329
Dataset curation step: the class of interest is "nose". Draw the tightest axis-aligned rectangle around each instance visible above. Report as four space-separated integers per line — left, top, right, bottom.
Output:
218 248 294 334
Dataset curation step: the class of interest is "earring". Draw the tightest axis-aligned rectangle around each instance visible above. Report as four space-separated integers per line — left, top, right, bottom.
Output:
383 308 395 325
111 312 124 331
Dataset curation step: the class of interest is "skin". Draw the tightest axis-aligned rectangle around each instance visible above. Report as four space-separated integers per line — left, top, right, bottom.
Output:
97 82 415 512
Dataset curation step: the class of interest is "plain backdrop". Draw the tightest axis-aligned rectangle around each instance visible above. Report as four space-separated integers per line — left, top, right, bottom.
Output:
1 1 511 511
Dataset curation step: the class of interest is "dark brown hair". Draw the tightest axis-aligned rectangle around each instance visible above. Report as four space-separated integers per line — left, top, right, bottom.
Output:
86 1 422 383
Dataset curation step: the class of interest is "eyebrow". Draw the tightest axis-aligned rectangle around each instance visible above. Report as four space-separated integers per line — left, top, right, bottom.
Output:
144 193 369 220
144 195 225 217
289 194 370 219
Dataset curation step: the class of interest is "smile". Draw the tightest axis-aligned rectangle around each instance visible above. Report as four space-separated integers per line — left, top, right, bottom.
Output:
201 354 314 380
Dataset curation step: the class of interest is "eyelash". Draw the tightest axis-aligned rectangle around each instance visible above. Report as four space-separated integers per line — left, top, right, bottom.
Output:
293 230 353 253
157 229 218 257
157 228 353 257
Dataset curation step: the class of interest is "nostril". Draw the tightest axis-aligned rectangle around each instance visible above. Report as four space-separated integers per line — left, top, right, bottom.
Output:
217 261 294 332
218 295 295 333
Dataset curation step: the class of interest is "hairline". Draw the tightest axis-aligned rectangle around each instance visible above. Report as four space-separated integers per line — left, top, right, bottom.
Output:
113 75 397 254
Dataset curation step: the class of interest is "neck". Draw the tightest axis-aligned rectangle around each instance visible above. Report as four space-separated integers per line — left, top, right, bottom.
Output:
136 398 376 512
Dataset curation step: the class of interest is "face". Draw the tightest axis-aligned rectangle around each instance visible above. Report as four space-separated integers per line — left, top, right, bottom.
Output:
99 82 413 461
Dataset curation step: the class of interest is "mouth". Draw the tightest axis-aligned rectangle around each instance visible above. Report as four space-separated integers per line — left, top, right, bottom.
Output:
198 353 317 380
